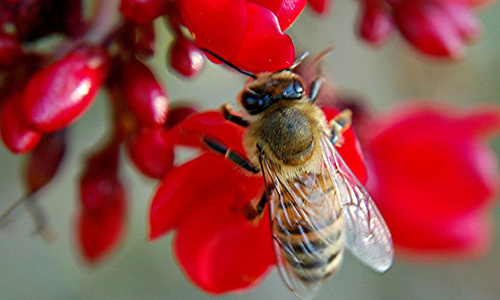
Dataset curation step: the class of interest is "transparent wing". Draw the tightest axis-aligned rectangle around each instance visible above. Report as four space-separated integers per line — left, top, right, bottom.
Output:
319 134 394 273
259 152 344 300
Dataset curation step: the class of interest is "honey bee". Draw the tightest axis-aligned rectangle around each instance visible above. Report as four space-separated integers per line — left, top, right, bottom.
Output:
202 49 394 299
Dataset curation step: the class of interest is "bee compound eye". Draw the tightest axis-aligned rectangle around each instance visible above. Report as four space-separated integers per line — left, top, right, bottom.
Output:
242 92 264 114
283 80 304 99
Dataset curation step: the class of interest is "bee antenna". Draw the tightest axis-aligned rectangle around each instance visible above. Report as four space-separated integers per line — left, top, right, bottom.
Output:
289 52 309 70
201 48 258 79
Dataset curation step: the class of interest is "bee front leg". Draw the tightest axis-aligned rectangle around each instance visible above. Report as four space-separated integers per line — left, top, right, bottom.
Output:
309 76 324 103
329 109 353 146
202 135 259 174
244 191 268 223
222 104 249 127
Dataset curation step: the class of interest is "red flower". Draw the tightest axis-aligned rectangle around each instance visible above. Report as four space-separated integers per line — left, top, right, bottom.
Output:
149 107 367 293
179 0 306 72
357 0 485 58
363 101 500 260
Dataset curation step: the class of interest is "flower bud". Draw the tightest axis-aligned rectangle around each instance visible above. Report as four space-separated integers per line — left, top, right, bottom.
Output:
358 3 394 46
121 59 169 127
168 36 205 78
77 142 126 263
120 0 164 25
0 32 23 66
22 46 110 132
1 93 42 153
127 127 174 178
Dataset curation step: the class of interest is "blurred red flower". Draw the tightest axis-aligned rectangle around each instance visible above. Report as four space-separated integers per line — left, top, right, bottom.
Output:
179 0 306 72
356 0 488 58
362 101 500 260
148 107 366 293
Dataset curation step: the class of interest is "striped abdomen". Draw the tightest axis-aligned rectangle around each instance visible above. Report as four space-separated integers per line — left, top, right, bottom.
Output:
271 171 345 285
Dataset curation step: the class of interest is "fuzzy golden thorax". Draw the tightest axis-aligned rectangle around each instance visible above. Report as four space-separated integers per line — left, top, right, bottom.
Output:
243 100 329 180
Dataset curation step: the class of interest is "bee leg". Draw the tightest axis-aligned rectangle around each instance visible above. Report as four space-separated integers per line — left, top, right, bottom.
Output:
222 104 249 127
203 135 259 174
309 76 324 103
244 191 268 223
329 109 353 146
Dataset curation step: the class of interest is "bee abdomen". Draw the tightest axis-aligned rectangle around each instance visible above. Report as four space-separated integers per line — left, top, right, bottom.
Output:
274 206 344 283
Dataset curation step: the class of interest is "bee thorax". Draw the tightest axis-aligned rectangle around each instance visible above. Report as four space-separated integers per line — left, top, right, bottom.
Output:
258 106 315 166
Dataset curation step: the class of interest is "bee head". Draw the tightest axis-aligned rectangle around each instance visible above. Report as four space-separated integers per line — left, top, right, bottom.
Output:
239 72 305 115
200 48 309 115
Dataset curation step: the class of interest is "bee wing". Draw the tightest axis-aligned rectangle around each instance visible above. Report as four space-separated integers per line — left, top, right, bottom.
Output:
259 152 344 299
319 135 394 273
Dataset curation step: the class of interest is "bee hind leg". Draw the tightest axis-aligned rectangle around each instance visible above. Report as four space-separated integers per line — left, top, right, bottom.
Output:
222 104 249 127
202 135 259 174
329 109 352 146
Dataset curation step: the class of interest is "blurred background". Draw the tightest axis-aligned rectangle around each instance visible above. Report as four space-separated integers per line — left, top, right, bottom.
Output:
1 0 500 299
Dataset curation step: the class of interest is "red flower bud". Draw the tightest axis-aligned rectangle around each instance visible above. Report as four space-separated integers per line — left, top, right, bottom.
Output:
0 32 23 66
25 130 66 193
394 0 464 58
121 59 169 127
77 142 126 263
77 186 126 263
168 36 205 78
22 46 110 132
364 101 500 260
119 0 164 25
1 93 42 153
127 127 174 178
358 3 394 46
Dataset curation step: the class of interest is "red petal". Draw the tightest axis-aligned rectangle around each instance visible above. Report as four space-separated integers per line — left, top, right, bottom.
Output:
174 192 273 294
22 46 109 132
149 153 238 240
1 94 42 153
166 111 246 154
179 0 247 59
383 206 493 260
439 2 482 42
365 101 500 257
165 105 199 127
457 105 500 137
121 59 169 127
231 3 295 72
249 0 307 30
